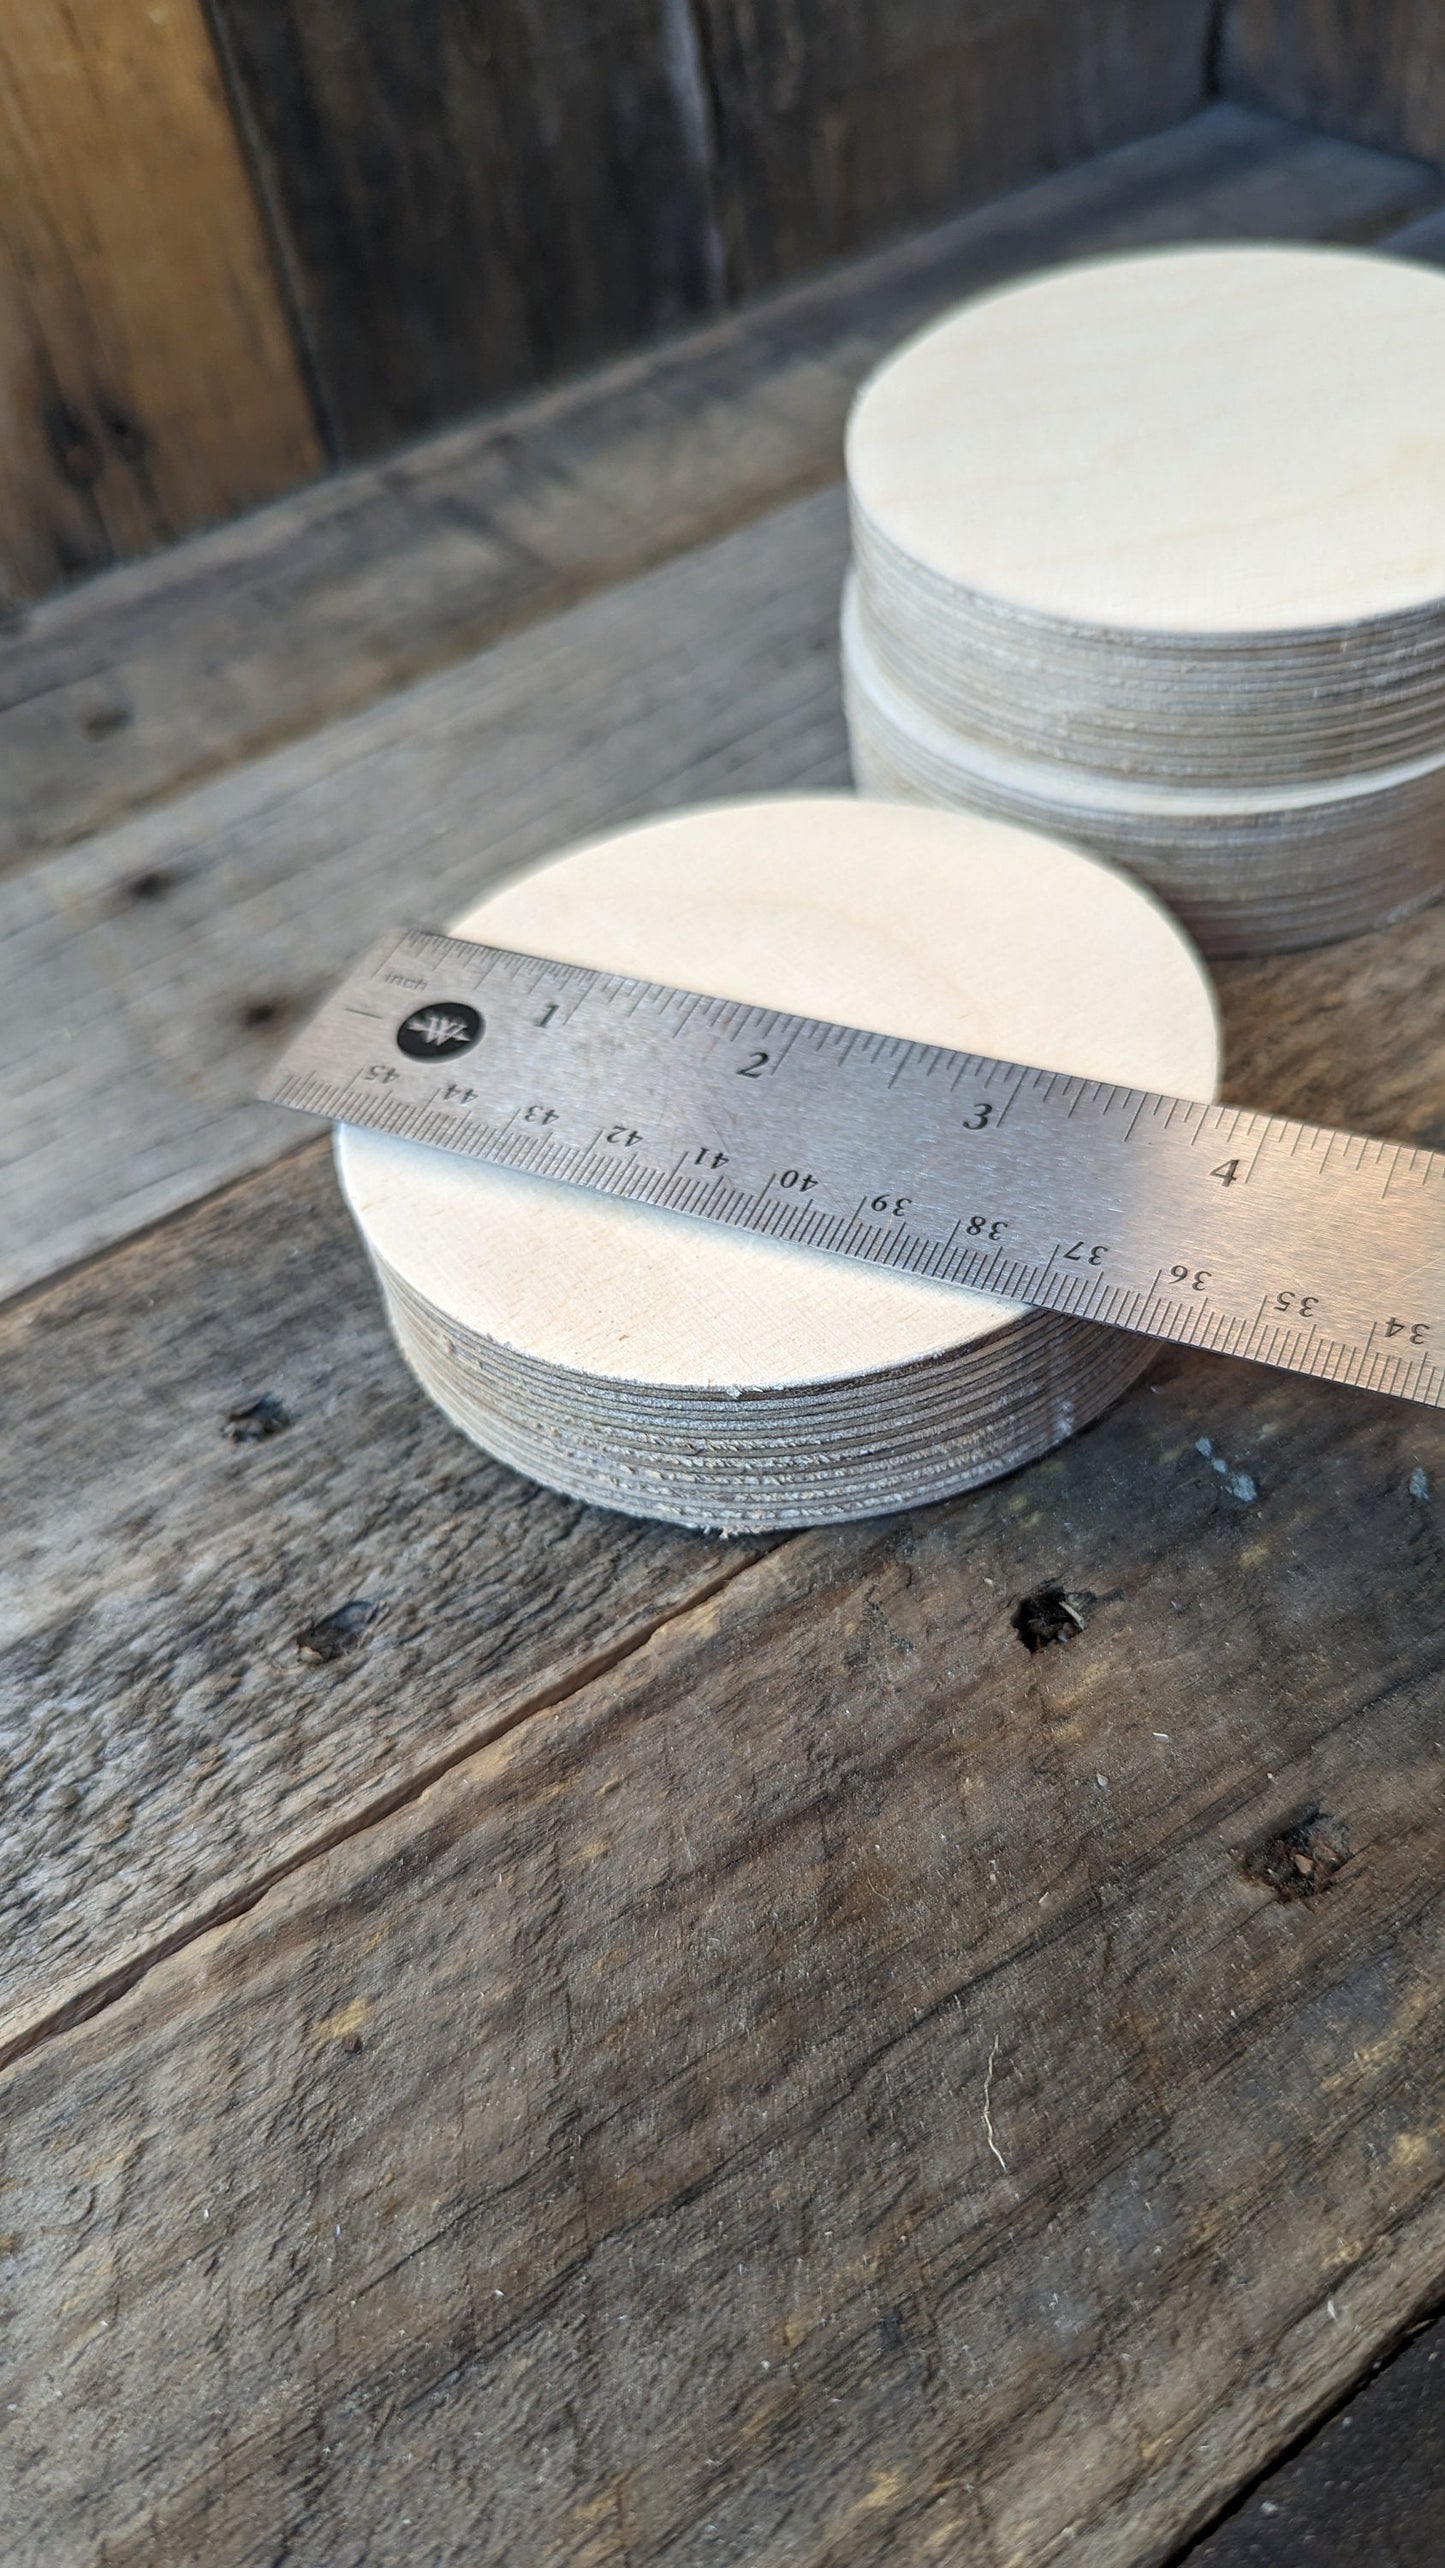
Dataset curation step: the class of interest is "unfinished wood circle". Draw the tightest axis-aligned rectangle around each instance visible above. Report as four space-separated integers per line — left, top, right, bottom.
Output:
339 796 1219 1402
846 244 1445 637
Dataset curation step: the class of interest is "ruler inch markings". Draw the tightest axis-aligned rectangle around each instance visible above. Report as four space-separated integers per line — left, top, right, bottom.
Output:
260 928 1445 1415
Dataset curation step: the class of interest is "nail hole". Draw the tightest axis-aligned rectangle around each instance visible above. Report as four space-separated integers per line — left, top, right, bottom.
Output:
222 1393 291 1444
1013 1583 1098 1653
295 1599 385 1665
100 407 148 466
1239 1807 1349 1903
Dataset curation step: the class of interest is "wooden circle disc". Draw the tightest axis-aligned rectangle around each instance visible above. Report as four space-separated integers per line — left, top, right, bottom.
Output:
846 245 1445 636
338 797 1219 1395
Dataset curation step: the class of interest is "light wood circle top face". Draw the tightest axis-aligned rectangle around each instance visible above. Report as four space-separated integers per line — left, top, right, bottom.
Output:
338 797 1220 1391
846 245 1445 635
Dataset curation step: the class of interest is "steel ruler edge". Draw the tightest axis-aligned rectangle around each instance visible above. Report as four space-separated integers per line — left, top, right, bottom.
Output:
262 927 1445 1414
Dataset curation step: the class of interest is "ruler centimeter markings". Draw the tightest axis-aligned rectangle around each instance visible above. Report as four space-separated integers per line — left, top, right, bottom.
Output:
263 927 1445 1412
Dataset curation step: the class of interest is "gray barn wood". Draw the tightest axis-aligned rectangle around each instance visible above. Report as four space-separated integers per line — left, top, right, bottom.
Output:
4 1328 1443 2565
0 1143 770 2065
1383 199 1445 268
683 0 1214 294
1222 1 1445 171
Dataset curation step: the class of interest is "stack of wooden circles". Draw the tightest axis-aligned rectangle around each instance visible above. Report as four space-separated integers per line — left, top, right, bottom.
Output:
338 797 1220 1532
843 244 1445 956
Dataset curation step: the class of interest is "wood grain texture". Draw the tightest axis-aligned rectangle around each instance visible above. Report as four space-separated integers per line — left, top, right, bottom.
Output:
6 821 1443 2117
8 86 1445 2564
1221 3 1445 170
207 0 1216 457
3 104 1439 868
0 0 321 601
4 1328 1443 2565
691 0 1212 293
204 0 730 455
0 1144 768 2065
0 489 850 1302
845 244 1445 637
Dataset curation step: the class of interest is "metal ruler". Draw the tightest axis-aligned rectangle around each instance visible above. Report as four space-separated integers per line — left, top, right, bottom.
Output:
263 927 1445 1413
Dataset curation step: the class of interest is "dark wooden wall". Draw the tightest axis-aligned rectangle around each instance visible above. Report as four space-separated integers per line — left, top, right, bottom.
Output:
1220 3 1445 167
8 2 1445 602
0 0 1217 597
687 0 1216 294
202 0 732 455
207 0 1217 459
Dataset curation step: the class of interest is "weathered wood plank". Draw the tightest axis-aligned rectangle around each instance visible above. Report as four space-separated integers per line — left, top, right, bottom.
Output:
0 0 321 602
1221 3 1445 170
0 489 850 1301
204 0 727 456
0 1142 769 2067
206 0 1213 461
1214 906 1445 1159
691 0 1210 293
4 1320 1442 2565
2 104 1438 868
6 847 1443 2111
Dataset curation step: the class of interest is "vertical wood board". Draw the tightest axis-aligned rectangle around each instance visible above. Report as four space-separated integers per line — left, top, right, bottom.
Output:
204 0 1215 457
0 0 321 599
1221 3 1445 169
203 0 730 455
692 0 1217 293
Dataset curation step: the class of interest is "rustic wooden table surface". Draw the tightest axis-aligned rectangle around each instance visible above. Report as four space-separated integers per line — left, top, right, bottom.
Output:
4 105 1445 2568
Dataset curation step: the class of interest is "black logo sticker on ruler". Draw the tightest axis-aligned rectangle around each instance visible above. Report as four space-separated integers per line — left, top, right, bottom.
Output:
395 1003 484 1061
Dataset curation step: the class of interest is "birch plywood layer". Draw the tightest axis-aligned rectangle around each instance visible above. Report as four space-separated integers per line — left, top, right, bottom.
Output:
846 245 1445 766
200 0 1217 455
844 243 1445 954
339 797 1220 1528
